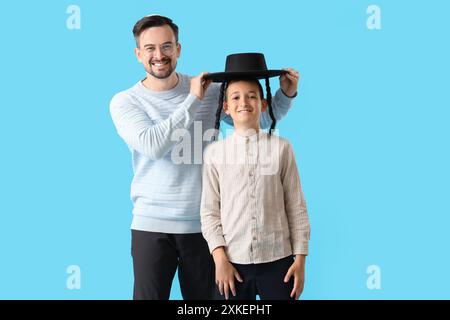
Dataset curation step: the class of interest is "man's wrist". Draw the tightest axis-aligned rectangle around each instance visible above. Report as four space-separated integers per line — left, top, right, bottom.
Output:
281 88 298 98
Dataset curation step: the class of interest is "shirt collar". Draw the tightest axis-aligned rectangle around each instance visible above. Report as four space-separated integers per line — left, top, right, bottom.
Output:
232 129 266 144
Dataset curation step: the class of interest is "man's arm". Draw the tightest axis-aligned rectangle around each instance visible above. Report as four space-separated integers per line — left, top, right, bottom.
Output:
259 88 295 129
110 73 211 160
110 91 200 160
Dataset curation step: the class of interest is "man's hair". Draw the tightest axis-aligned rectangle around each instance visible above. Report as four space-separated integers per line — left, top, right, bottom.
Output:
132 15 179 48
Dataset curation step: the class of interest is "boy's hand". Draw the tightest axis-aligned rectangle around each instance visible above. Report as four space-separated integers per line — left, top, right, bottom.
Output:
212 247 243 300
280 68 300 98
284 254 306 300
190 72 212 100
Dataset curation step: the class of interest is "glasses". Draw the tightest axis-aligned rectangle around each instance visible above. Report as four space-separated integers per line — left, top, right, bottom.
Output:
143 42 177 56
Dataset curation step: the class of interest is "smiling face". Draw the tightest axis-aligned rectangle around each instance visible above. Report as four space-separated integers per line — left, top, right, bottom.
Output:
223 80 268 130
134 25 181 79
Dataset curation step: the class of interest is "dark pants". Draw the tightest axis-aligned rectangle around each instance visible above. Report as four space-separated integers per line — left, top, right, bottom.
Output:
131 230 215 300
214 256 295 300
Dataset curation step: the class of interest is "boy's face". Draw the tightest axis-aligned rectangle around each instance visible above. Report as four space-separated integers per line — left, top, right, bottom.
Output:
223 80 268 128
134 25 181 79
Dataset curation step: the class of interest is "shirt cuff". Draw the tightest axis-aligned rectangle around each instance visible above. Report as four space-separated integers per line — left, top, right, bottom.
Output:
280 88 298 99
206 235 227 254
292 241 309 256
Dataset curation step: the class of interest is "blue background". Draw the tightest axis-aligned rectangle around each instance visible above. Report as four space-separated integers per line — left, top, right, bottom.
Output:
0 0 449 299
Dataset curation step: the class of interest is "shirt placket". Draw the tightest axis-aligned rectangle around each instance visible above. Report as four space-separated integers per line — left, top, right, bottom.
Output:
247 137 258 262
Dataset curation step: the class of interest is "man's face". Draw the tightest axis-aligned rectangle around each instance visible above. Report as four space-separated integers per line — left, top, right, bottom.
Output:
224 80 268 127
135 25 181 79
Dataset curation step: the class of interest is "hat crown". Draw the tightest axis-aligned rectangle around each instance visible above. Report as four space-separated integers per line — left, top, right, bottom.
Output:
224 53 268 73
204 52 284 82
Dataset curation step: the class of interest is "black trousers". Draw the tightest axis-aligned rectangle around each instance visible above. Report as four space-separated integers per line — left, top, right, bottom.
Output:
214 256 296 300
131 230 215 300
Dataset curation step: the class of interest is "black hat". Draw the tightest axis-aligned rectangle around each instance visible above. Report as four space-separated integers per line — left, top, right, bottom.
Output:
204 53 287 82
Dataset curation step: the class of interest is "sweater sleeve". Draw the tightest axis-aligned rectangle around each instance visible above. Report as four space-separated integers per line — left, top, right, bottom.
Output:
280 141 311 255
200 146 227 253
110 91 200 160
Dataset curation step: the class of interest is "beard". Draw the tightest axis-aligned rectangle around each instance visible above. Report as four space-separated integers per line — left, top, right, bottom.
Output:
146 57 177 79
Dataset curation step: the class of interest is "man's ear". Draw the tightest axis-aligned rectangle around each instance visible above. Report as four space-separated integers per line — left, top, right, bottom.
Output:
134 47 143 63
223 101 230 115
261 99 268 113
176 42 181 58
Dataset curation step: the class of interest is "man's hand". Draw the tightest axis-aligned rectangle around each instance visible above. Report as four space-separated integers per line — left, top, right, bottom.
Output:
284 254 306 300
280 68 300 98
212 247 243 300
190 72 212 100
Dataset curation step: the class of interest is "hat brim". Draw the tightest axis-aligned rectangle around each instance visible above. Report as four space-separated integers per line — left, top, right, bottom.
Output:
204 70 287 82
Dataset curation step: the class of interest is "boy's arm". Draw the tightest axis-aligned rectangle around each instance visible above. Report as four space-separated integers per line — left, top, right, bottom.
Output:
212 246 243 299
280 142 311 256
200 147 227 252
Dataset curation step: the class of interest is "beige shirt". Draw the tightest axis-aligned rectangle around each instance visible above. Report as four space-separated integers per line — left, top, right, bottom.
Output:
200 130 310 264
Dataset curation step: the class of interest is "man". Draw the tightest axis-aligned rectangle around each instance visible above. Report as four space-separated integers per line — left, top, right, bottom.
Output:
109 15 300 300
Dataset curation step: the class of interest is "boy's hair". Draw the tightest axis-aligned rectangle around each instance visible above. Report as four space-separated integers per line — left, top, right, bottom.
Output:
132 15 179 48
214 78 276 140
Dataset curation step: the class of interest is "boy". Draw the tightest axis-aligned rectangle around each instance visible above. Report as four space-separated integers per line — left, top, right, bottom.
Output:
200 53 310 300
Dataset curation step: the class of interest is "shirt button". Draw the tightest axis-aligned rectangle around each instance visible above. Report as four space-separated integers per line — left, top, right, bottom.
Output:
249 171 253 177
253 237 257 241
